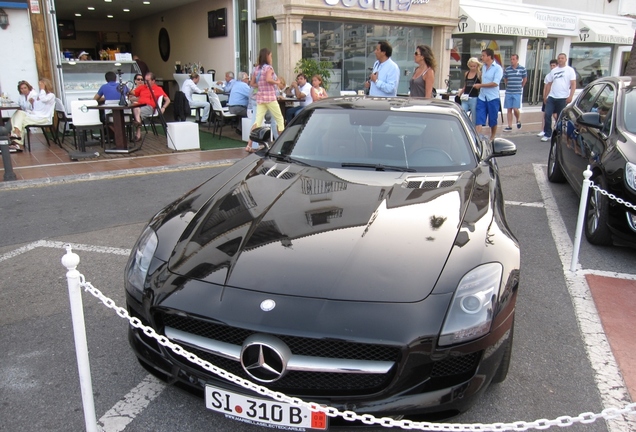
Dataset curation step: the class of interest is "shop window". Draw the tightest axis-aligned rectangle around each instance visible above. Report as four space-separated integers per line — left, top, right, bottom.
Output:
302 20 431 95
569 45 612 88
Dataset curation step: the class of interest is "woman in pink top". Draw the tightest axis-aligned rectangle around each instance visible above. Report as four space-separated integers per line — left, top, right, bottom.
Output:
247 47 285 152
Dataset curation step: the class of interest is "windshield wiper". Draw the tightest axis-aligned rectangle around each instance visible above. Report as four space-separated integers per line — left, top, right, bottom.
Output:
341 163 416 172
269 153 311 166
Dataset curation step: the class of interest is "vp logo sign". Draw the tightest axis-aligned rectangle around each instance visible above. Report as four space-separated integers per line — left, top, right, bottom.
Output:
457 22 469 33
579 33 590 42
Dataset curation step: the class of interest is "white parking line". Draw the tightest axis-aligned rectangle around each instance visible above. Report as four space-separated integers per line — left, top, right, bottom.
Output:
98 374 166 432
533 163 634 432
505 201 545 208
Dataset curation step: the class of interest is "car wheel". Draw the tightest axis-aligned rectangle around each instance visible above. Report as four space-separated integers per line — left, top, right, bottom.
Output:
584 176 612 246
547 140 566 183
491 322 513 384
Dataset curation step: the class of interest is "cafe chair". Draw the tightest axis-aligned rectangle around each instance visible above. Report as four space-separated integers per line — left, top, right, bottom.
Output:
191 93 208 123
145 95 164 136
70 100 105 152
172 91 190 122
25 106 60 152
208 91 236 139
54 98 73 145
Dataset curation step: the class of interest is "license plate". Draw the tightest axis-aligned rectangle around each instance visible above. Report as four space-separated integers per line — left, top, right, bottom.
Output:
205 385 328 430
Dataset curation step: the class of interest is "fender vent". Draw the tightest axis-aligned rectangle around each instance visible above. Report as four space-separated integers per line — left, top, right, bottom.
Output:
260 164 297 180
404 175 459 189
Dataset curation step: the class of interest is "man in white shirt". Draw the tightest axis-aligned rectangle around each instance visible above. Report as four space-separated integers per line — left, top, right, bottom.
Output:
284 73 313 123
541 53 576 142
181 72 211 123
365 40 400 97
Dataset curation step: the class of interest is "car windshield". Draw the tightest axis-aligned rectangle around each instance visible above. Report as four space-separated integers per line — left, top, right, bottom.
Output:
269 108 476 172
624 88 636 134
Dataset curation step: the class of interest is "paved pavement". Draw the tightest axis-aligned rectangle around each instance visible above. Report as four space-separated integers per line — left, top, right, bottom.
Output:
1 105 634 408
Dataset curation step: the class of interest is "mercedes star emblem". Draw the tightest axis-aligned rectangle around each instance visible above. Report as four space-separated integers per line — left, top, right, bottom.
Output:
240 334 291 383
260 299 276 311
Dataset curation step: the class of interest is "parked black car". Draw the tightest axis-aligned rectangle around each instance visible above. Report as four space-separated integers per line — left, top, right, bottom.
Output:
548 76 636 247
125 97 520 427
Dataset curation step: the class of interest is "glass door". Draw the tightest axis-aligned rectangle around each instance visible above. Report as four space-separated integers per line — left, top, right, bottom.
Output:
526 38 556 105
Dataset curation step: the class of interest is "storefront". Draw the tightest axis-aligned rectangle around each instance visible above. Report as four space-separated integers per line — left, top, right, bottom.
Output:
255 0 460 95
451 0 635 105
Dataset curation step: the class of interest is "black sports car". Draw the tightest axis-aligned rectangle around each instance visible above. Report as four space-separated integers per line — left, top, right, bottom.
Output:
548 76 636 247
125 97 520 427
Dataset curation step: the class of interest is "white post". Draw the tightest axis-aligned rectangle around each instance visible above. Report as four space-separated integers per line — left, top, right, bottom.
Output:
570 166 593 272
61 246 98 432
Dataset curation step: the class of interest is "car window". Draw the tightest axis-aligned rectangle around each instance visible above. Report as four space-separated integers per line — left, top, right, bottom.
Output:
272 109 476 171
593 85 614 135
577 83 604 113
624 88 636 134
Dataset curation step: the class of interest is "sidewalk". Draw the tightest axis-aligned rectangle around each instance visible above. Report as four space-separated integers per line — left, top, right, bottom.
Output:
0 107 547 187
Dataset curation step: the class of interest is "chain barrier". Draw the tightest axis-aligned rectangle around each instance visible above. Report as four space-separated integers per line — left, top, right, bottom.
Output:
589 181 636 211
78 276 636 431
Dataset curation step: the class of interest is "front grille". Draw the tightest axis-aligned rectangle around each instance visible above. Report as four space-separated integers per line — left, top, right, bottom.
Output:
161 313 400 362
186 346 391 395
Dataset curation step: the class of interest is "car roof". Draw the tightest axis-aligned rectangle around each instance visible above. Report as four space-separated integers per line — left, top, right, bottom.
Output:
309 96 466 116
591 76 636 90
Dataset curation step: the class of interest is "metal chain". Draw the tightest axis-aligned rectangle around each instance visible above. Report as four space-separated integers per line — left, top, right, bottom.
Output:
589 181 636 211
79 277 636 431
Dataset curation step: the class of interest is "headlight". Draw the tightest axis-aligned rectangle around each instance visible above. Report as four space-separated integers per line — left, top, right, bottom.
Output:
439 263 502 346
126 226 158 294
625 162 636 191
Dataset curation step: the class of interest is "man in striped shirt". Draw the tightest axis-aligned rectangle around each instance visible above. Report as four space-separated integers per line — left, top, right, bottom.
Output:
503 54 527 131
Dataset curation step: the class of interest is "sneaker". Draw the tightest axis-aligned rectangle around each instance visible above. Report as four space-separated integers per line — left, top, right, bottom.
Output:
503 127 512 132
517 122 522 129
537 131 545 137
540 136 549 142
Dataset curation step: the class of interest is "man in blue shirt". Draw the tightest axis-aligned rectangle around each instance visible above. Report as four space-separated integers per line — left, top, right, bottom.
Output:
94 71 128 103
365 41 400 97
474 48 503 140
227 72 251 131
503 54 527 131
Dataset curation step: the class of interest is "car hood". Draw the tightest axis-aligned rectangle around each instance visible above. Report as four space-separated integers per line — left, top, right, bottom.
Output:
165 160 483 303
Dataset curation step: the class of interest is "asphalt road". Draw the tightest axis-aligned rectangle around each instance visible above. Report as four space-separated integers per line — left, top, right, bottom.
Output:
1 135 634 432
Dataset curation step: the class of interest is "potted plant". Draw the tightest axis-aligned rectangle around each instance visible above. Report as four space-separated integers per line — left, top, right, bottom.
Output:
294 58 332 90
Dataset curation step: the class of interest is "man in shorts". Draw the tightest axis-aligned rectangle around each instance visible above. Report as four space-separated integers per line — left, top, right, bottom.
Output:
503 54 527 131
474 48 503 141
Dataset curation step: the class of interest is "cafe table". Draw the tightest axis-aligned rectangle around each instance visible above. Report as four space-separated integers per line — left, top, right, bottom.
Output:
0 103 20 128
276 96 297 122
87 102 145 154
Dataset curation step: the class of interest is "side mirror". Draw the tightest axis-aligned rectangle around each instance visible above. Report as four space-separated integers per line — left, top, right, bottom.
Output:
577 112 603 130
249 126 271 144
485 137 516 161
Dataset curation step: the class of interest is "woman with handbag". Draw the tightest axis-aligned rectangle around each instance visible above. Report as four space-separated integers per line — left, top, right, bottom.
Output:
457 58 482 124
246 47 285 153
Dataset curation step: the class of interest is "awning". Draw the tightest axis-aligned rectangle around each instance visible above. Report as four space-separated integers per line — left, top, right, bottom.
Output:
573 20 635 45
454 6 548 38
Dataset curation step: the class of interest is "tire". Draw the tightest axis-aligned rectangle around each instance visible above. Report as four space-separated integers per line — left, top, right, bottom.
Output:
584 176 612 245
491 322 514 384
547 139 566 183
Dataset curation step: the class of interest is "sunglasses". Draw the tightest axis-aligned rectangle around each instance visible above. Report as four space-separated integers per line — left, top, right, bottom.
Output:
135 78 143 81
414 52 421 56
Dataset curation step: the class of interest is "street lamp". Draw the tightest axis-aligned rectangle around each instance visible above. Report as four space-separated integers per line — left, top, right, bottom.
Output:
0 9 9 30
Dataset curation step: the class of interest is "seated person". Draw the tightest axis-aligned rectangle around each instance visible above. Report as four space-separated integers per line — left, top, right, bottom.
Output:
94 71 129 103
285 73 313 124
9 78 56 151
131 72 170 142
16 80 38 111
216 71 236 94
182 72 211 122
227 71 251 131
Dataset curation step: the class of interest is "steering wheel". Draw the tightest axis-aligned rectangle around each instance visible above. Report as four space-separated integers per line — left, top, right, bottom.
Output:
410 147 454 166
